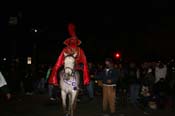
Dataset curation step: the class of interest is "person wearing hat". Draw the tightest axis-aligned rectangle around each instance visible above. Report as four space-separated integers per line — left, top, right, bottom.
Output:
48 23 90 86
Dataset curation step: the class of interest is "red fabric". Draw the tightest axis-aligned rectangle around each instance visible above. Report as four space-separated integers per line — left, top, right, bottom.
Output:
64 23 81 46
63 37 81 46
48 23 90 86
68 23 76 37
48 47 90 86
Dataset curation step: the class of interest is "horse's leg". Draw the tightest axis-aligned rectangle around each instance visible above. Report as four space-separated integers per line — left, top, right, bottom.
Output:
73 90 79 111
61 90 67 114
70 91 78 116
67 94 71 116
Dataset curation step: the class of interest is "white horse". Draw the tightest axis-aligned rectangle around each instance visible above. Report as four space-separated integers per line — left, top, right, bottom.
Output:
59 52 80 116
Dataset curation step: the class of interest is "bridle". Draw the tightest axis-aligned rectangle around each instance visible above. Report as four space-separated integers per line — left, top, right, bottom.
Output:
64 54 76 78
64 67 75 76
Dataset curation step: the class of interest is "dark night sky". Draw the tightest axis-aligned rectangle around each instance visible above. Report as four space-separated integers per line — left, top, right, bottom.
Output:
1 0 175 62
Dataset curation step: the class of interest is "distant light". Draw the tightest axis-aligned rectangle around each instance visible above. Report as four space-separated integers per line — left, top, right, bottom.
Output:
27 57 32 64
116 53 120 57
115 53 120 58
3 58 6 61
34 29 38 32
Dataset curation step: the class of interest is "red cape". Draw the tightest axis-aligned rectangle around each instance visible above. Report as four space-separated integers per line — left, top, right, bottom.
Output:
48 47 90 86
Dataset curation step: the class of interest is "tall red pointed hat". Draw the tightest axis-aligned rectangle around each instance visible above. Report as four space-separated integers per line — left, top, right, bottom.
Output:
63 23 81 46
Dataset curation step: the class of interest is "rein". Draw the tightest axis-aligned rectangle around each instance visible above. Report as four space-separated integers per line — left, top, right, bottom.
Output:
62 71 78 90
63 75 76 85
64 67 75 75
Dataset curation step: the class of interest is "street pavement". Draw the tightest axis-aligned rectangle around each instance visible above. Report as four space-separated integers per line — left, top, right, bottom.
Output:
1 93 175 116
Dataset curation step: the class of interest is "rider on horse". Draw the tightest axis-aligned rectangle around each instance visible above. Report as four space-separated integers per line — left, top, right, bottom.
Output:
48 23 90 86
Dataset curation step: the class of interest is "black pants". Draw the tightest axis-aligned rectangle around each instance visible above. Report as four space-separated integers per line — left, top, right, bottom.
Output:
23 78 33 93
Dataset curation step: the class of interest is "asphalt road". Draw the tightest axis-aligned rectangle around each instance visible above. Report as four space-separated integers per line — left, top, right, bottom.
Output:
1 93 175 116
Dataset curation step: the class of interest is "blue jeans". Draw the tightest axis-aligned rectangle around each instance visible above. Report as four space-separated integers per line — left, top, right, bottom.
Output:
48 84 54 98
86 80 94 98
130 83 140 104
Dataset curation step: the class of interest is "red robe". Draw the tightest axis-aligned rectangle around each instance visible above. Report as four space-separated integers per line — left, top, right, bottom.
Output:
48 46 90 86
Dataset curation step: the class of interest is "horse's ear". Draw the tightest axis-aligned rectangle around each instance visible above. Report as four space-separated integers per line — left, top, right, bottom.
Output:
73 52 77 58
64 52 68 56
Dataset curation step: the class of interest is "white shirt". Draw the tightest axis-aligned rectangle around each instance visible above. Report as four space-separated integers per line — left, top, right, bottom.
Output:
0 71 7 88
155 65 167 83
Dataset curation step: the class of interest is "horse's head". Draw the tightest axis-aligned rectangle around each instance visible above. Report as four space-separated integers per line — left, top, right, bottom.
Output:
63 52 77 80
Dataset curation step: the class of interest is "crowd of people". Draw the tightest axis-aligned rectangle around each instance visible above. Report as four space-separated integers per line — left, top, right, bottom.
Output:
1 22 175 116
0 57 175 115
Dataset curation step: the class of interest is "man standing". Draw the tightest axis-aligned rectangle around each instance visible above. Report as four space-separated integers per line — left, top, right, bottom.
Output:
98 58 118 116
